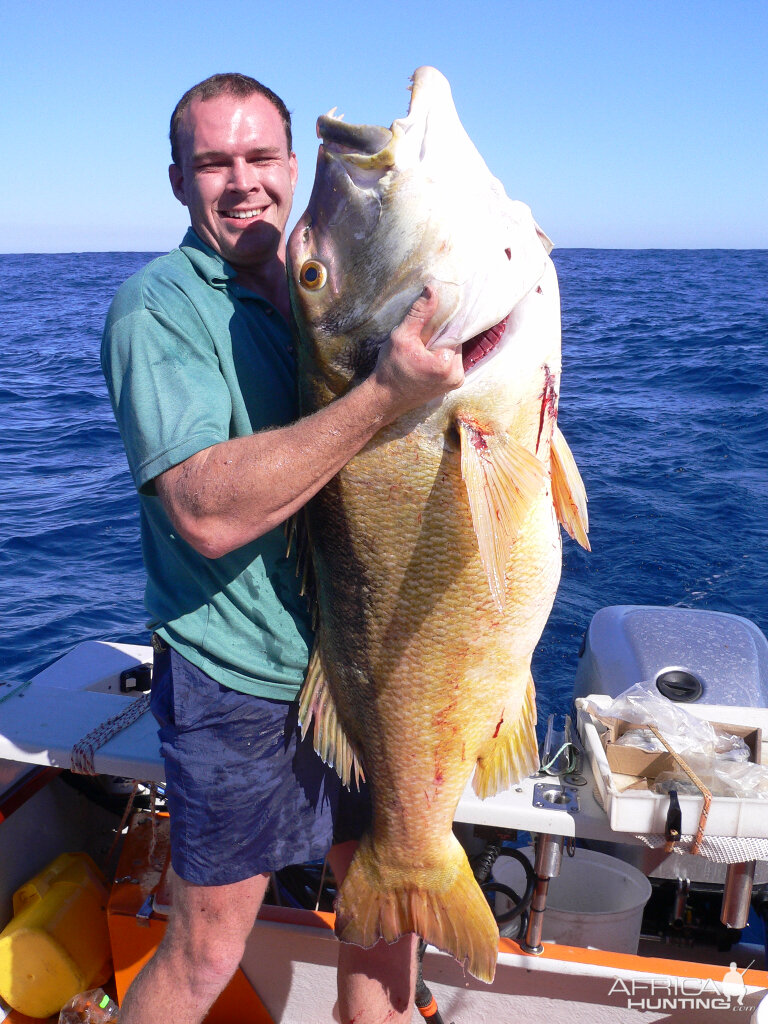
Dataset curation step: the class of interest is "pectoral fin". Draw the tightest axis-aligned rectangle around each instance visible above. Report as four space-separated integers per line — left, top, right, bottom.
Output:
550 426 590 550
298 645 365 789
458 418 548 612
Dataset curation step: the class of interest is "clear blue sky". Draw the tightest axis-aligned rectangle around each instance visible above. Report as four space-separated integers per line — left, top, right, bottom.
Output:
2 0 766 251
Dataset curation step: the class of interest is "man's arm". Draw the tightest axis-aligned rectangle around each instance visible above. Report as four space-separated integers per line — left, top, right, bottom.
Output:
155 289 463 559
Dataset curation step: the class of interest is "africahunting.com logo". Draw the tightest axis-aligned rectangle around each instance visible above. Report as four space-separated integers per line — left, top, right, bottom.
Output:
609 962 754 1012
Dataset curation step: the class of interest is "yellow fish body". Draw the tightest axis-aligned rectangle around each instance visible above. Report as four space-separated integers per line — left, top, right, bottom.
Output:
288 66 589 982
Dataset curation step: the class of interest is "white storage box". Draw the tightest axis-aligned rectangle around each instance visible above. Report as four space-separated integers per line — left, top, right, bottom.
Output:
576 695 768 838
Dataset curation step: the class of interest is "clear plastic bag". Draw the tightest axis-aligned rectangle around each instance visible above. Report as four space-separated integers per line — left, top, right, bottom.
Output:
586 682 762 795
585 682 717 757
714 732 751 762
614 727 668 752
653 757 768 799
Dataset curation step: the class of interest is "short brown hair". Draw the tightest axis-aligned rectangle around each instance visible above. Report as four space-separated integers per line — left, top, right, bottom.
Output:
170 73 292 165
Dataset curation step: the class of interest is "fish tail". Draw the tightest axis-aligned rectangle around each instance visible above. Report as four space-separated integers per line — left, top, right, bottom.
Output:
335 834 498 983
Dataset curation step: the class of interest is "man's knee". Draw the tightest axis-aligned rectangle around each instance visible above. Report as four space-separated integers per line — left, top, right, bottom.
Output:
162 870 269 987
171 927 248 990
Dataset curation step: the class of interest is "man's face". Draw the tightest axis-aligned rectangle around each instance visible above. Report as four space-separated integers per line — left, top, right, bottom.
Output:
169 92 298 274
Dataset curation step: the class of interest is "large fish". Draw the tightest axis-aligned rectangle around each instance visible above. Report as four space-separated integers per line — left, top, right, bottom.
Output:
287 66 589 983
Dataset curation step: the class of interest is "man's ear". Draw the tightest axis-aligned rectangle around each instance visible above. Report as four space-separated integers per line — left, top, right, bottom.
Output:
169 164 187 206
289 152 298 194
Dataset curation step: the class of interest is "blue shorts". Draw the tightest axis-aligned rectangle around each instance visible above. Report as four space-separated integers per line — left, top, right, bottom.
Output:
150 644 370 886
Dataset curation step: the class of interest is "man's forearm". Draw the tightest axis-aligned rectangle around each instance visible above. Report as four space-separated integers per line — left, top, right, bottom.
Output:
155 288 463 559
157 374 395 557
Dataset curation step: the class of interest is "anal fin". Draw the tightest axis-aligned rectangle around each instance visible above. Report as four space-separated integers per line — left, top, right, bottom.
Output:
550 425 590 550
298 644 365 789
458 418 548 612
473 674 539 799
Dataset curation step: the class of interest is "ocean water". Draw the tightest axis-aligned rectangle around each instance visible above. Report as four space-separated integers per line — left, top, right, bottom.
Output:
1 249 767 725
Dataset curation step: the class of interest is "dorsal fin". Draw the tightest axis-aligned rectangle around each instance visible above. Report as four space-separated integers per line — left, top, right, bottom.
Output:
550 426 590 550
458 417 548 611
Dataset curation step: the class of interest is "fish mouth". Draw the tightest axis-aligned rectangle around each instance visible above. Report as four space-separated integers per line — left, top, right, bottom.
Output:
461 315 509 372
315 68 432 171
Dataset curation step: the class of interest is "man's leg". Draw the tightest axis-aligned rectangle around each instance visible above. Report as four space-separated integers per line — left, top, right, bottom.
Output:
119 868 270 1024
329 840 418 1024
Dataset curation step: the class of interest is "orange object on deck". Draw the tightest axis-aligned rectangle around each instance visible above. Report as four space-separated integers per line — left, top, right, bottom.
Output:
418 994 438 1017
107 812 274 1024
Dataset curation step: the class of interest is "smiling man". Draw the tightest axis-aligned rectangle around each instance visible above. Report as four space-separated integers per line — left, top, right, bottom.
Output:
101 73 462 1024
168 81 297 317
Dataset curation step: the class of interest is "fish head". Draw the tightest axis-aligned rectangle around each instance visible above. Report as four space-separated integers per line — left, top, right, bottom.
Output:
288 66 556 405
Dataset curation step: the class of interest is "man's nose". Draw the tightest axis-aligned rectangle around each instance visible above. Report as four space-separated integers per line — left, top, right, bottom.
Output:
228 158 257 193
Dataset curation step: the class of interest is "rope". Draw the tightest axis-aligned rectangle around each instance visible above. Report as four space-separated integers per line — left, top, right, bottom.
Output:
647 724 712 855
104 781 142 878
70 692 151 775
104 780 162 881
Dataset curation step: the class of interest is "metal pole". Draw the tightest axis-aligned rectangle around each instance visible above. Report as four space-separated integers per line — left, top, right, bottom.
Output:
721 861 756 929
520 833 564 954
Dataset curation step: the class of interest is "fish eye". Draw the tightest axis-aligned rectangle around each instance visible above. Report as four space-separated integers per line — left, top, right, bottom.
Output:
299 260 327 290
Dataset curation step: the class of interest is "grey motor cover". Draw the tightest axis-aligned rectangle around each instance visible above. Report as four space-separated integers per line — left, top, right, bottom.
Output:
573 605 768 709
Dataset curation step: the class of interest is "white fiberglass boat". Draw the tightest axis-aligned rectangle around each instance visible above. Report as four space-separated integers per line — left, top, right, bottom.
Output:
0 605 767 1022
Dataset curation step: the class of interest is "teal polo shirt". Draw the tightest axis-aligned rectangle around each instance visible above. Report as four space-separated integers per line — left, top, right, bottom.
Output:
101 229 313 699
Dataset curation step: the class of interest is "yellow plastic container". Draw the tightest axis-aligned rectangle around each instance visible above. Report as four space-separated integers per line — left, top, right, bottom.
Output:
0 852 112 1018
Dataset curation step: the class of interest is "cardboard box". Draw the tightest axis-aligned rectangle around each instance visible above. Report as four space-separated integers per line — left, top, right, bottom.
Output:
596 717 761 781
576 698 768 837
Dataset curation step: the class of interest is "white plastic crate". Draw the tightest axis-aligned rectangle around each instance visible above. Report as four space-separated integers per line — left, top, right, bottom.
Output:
575 695 768 838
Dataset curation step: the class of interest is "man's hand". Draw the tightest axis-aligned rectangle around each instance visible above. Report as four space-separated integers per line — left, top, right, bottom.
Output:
370 287 464 423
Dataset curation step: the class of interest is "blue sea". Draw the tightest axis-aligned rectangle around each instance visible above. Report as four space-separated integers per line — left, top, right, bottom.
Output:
1 249 767 724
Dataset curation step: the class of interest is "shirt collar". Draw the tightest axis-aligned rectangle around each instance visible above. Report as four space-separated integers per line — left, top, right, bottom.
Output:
178 229 287 319
179 228 237 288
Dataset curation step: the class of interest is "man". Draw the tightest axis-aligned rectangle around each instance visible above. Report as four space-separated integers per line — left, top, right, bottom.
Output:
102 73 463 1024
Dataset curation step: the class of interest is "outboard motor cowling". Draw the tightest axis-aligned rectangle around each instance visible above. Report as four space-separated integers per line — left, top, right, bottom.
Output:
574 605 768 709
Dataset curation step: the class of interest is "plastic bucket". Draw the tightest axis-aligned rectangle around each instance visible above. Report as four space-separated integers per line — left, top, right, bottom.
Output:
494 846 652 954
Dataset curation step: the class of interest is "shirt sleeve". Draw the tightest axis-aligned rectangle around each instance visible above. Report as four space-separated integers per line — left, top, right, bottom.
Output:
101 286 232 494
